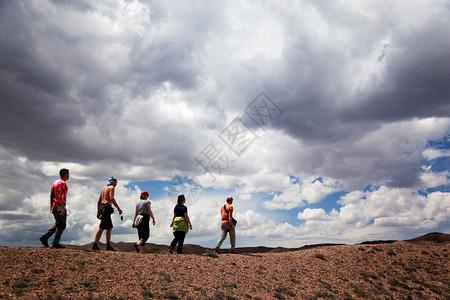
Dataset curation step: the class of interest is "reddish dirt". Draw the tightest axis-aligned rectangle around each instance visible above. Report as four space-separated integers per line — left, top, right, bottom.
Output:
0 239 448 299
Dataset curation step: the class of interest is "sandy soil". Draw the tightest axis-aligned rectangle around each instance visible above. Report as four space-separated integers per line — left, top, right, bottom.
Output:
0 241 448 299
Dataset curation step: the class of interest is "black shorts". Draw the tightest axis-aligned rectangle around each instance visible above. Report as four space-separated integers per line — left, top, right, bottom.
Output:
99 204 113 229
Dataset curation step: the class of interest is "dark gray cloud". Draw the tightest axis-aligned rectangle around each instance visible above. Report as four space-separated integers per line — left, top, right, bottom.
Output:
263 1 450 142
0 148 50 211
345 23 450 121
0 0 447 182
0 0 229 166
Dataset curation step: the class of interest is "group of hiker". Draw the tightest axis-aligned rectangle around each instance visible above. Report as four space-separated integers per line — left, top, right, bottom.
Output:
39 168 236 254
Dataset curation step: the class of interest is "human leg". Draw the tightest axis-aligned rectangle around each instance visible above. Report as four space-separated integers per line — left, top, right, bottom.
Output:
215 223 229 250
106 228 115 251
40 211 61 246
229 226 236 252
40 225 56 247
52 212 67 247
94 228 104 243
106 228 112 243
42 225 56 240
135 226 142 253
137 221 149 254
97 211 114 250
92 228 104 250
39 235 50 247
137 219 150 245
174 231 186 254
169 233 177 254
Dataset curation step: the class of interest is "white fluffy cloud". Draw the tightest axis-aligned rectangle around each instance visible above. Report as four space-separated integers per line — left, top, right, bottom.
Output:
296 187 450 240
262 176 342 210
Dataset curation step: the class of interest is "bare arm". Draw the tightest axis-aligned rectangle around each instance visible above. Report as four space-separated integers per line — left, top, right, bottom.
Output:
184 213 193 230
132 207 138 228
111 198 122 215
109 187 122 214
170 212 176 227
96 194 102 218
148 204 156 225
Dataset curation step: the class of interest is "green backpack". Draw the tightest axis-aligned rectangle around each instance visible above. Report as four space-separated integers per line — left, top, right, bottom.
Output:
173 216 189 234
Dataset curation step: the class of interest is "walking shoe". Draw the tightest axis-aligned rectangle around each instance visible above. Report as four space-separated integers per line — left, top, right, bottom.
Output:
133 243 140 253
106 245 116 251
92 243 100 251
51 244 65 249
168 245 174 254
39 236 49 248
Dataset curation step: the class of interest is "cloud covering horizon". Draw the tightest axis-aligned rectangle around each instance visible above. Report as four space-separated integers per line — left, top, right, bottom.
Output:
0 0 448 248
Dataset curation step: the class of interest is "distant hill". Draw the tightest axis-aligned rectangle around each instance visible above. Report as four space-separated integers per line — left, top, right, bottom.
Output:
359 232 450 245
66 232 450 254
405 232 450 244
359 239 397 245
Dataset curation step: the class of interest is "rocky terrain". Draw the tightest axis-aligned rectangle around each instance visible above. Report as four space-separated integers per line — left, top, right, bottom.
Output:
0 233 448 299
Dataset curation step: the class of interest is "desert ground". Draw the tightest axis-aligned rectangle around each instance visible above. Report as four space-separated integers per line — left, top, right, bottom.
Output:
0 233 448 299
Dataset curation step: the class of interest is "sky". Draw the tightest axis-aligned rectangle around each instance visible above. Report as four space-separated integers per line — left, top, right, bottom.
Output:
0 0 449 249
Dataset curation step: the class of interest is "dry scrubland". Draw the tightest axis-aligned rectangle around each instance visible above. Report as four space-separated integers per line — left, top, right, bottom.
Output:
0 238 448 299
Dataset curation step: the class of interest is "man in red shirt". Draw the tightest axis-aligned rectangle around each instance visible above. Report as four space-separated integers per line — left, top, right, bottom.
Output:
40 168 69 249
215 196 236 253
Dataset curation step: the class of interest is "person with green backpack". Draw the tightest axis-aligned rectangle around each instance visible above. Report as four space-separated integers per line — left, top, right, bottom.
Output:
169 194 192 254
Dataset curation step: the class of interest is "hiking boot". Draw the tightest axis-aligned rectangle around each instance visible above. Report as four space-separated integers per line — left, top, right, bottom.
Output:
133 243 140 253
230 249 237 254
106 245 116 251
39 236 49 248
52 244 65 249
92 243 100 251
168 245 174 254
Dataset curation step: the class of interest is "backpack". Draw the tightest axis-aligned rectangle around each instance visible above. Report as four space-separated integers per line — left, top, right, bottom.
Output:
173 216 189 234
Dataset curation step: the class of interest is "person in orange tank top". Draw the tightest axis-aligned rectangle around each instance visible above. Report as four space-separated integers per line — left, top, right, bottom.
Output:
215 196 236 253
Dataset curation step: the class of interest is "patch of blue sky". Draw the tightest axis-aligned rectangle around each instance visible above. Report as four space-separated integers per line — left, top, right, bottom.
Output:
426 133 450 149
429 156 450 172
434 221 450 234
423 135 450 167
363 184 379 193
124 179 169 201
125 174 207 206
418 184 450 196
289 174 301 184
307 191 347 214
243 190 306 226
